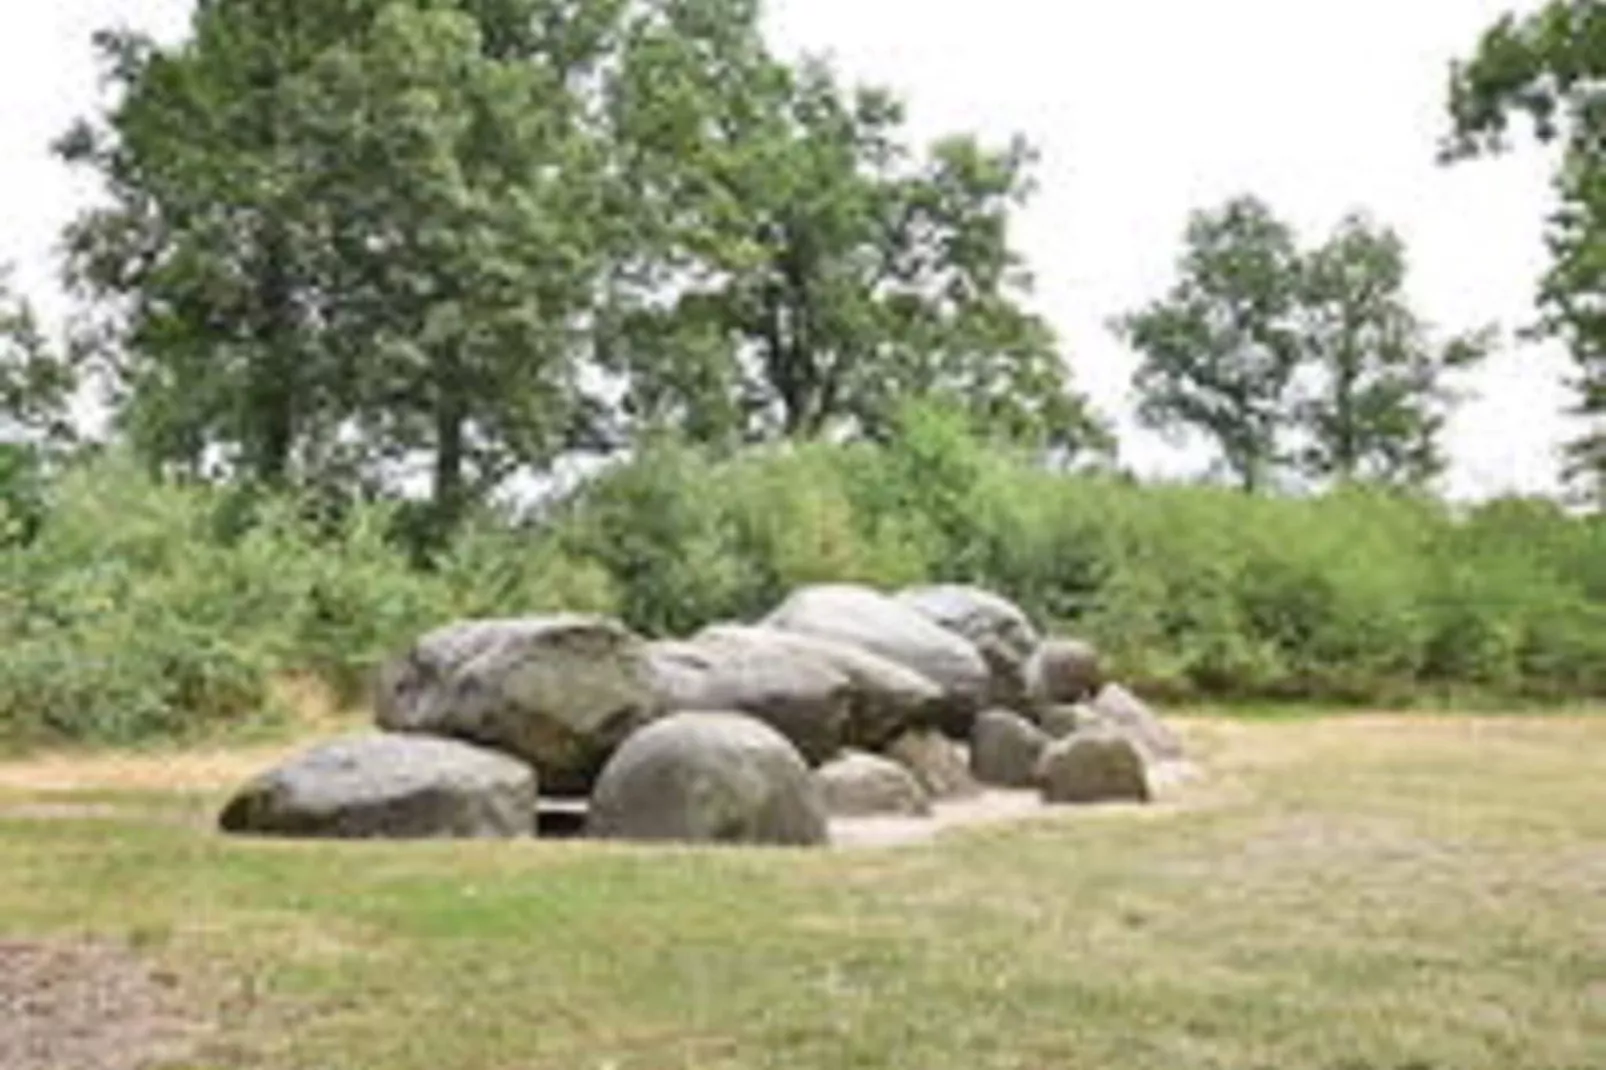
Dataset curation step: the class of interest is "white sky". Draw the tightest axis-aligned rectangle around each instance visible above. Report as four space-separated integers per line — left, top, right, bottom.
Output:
0 0 1574 499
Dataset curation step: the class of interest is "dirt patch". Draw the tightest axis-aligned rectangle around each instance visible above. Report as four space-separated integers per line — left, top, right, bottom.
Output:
831 789 1042 849
0 940 198 1070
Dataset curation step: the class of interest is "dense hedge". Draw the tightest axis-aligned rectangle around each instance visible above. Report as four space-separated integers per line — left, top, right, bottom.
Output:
0 454 614 747
3 414 1603 747
557 410 1606 706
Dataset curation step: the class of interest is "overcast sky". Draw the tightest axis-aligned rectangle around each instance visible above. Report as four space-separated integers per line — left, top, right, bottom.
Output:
0 1 1571 499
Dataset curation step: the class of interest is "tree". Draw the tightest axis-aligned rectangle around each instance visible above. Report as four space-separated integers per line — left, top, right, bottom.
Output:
1114 196 1304 491
1293 213 1492 486
1442 1 1606 505
1116 198 1487 492
280 3 616 529
604 6 1106 454
870 136 1110 452
59 0 634 526
0 268 76 446
61 0 1107 521
58 0 376 485
0 268 78 546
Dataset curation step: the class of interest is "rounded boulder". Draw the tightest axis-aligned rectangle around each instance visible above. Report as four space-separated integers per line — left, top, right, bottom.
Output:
1036 732 1151 805
970 709 1050 789
1089 683 1185 762
763 584 991 737
646 631 852 766
587 712 829 847
1026 639 1105 707
218 735 537 839
374 615 661 797
897 585 1041 711
698 624 946 749
815 751 932 818
886 728 981 801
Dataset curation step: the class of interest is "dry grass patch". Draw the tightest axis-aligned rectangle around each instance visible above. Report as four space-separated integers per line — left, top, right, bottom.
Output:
0 673 362 809
0 744 305 796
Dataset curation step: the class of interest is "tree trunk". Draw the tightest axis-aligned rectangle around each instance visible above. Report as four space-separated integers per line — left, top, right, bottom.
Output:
246 12 301 488
1332 320 1361 479
252 367 296 485
250 225 299 486
432 355 469 535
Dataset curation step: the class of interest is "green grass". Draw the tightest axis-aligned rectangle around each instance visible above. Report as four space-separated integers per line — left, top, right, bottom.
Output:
2 715 1604 1069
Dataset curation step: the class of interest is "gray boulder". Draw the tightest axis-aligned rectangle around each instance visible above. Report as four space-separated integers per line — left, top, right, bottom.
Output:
886 728 981 801
1036 732 1151 805
646 631 851 766
375 616 661 797
587 712 829 847
897 585 1041 710
970 709 1050 789
1089 683 1184 762
698 624 946 749
1026 638 1104 706
815 751 932 818
218 735 536 839
1039 703 1101 740
763 584 991 736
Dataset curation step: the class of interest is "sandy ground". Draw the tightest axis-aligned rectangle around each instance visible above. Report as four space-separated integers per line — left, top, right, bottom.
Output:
829 789 1046 849
0 743 305 796
830 760 1204 848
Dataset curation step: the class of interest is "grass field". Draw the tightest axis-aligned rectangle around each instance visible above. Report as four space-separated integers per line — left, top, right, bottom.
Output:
2 714 1603 1070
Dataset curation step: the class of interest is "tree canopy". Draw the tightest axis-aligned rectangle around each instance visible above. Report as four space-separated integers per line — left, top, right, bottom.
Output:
55 0 1105 532
1115 196 1303 491
0 267 75 448
1444 0 1606 505
1293 213 1493 486
1116 197 1489 491
17 0 1590 519
601 4 1104 452
58 0 623 514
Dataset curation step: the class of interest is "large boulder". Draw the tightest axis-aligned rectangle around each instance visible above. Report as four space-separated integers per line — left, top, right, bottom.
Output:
815 751 932 818
886 728 981 801
1036 732 1151 805
762 585 991 736
375 616 661 797
1025 638 1104 707
1089 683 1184 762
218 735 537 839
698 624 946 749
586 712 829 847
970 709 1050 789
897 585 1041 710
645 632 851 766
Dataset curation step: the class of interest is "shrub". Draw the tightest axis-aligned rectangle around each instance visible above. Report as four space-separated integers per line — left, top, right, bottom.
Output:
0 457 275 746
4 428 1601 750
544 429 1604 706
